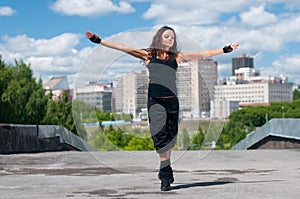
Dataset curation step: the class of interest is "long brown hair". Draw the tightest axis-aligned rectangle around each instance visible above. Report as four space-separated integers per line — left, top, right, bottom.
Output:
149 26 180 59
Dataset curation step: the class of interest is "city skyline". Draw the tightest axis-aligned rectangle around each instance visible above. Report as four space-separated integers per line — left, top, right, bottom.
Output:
1 1 300 87
72 57 292 120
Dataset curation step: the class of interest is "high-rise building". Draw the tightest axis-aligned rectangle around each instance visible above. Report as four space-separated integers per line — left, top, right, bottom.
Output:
114 76 123 113
214 76 293 107
232 54 254 76
198 59 218 116
114 70 148 119
235 67 260 81
114 59 219 120
176 59 218 119
74 82 113 112
210 100 239 119
212 54 293 118
176 61 195 118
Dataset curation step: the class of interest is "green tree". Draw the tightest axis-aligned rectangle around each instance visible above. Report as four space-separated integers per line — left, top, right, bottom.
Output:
25 79 49 124
103 126 132 149
89 129 119 151
124 137 155 150
293 89 300 100
286 100 300 118
190 127 205 150
217 99 300 149
0 58 48 124
72 100 98 123
42 91 87 139
179 129 190 150
96 110 111 129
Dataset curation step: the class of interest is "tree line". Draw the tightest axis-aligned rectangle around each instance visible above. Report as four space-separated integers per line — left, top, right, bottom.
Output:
217 98 300 149
0 56 86 139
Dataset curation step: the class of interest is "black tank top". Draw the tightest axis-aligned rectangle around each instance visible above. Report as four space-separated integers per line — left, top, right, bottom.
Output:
146 53 178 97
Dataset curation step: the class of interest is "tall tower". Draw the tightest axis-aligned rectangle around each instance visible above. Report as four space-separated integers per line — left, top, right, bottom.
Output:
198 59 218 116
232 54 254 76
176 59 218 119
115 70 148 118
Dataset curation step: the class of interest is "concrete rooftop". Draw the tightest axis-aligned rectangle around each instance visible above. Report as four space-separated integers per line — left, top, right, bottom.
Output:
0 150 299 199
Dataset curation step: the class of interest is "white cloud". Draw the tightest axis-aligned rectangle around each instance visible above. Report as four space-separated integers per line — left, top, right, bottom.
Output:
0 6 16 16
50 0 135 17
267 0 300 10
140 1 300 85
240 5 277 27
176 13 300 56
143 4 219 25
0 33 91 86
2 0 300 87
2 33 82 57
261 54 300 84
265 15 300 43
143 0 259 25
75 30 154 87
272 55 300 74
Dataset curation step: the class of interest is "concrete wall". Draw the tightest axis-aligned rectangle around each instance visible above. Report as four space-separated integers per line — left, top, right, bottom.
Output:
0 124 91 154
249 135 300 149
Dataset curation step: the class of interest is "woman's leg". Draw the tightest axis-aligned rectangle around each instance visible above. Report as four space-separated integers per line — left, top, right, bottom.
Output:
148 97 176 191
158 97 178 188
159 149 171 162
158 148 174 191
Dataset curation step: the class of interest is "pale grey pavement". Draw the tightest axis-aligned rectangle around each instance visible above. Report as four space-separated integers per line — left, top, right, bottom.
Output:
0 150 299 199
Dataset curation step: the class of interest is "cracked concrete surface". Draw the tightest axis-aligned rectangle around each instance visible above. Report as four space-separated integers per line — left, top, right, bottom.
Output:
0 150 299 199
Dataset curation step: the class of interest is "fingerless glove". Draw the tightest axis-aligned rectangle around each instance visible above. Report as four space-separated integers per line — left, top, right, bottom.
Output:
90 34 101 44
223 45 233 53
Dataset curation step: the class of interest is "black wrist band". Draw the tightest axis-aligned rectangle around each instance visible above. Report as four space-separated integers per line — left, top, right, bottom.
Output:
90 34 101 44
223 45 233 53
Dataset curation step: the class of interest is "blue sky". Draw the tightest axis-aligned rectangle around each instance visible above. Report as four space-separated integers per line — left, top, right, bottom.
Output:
1 0 300 87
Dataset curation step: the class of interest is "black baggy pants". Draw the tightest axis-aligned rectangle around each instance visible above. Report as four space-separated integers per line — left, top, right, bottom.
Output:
148 96 179 154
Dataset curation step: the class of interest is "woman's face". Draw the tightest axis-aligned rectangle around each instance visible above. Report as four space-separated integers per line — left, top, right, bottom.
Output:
161 29 175 50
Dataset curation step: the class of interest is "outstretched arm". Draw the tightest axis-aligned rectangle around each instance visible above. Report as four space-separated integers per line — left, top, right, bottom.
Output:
177 42 239 63
85 31 150 61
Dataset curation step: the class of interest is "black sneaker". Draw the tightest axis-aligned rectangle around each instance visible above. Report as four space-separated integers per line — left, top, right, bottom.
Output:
161 180 171 191
158 166 174 184
168 166 174 184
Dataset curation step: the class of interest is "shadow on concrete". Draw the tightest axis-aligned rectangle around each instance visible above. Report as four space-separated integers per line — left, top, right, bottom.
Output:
171 179 284 191
171 181 234 190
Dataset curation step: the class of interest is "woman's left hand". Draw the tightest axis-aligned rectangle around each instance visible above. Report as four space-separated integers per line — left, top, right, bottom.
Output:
230 42 239 50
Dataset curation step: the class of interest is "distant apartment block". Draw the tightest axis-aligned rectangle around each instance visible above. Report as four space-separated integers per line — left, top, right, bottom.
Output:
43 76 73 101
114 70 148 118
177 59 218 119
114 59 218 119
198 59 218 116
232 54 254 76
176 61 194 118
214 76 293 107
210 100 239 119
210 55 293 118
235 67 260 81
74 82 113 112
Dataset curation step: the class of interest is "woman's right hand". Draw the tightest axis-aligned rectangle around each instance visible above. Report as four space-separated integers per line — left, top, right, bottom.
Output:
85 31 95 39
86 31 101 44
